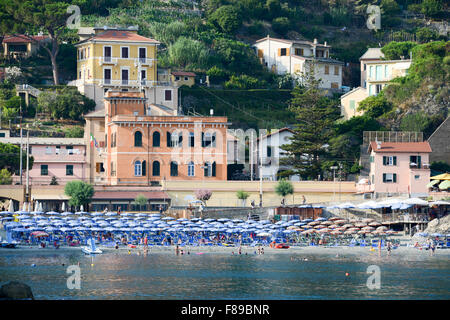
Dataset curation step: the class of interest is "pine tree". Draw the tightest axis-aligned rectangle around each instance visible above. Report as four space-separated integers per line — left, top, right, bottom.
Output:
280 63 341 180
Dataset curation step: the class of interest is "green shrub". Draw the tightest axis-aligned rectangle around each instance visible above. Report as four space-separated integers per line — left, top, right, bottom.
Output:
416 27 440 43
64 127 84 138
209 5 242 34
206 66 229 83
225 75 267 89
272 17 290 36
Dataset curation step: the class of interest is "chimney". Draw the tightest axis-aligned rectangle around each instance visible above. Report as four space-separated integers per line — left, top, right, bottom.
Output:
313 38 318 44
324 41 327 46
376 140 382 150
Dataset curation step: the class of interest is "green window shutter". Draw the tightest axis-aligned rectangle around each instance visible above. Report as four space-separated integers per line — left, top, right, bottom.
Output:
393 156 397 166
393 174 397 183
167 132 171 147
418 156 421 168
383 173 386 182
349 100 355 110
383 156 386 165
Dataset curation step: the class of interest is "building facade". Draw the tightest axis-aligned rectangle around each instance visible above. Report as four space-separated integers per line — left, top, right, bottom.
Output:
253 36 344 90
1 34 49 59
103 91 229 185
254 128 300 181
365 59 411 96
0 131 86 185
340 48 412 120
71 27 178 111
360 141 432 198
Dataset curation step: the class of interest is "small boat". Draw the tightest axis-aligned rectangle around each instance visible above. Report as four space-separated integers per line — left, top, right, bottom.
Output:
221 242 235 247
275 244 290 249
1 233 17 248
1 241 17 248
82 238 102 254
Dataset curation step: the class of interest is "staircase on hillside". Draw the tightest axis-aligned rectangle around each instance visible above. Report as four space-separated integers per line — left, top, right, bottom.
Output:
16 84 42 106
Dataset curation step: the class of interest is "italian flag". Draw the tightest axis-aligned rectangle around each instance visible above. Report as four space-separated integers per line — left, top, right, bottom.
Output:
90 134 94 147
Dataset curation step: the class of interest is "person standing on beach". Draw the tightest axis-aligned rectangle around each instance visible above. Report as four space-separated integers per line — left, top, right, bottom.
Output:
387 241 392 256
302 195 306 204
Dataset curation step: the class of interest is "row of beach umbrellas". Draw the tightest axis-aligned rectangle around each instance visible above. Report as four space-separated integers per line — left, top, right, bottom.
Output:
2 212 399 238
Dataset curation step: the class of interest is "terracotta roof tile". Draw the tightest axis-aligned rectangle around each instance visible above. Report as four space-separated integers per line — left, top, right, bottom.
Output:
172 71 196 77
2 35 48 43
87 30 159 44
369 141 432 153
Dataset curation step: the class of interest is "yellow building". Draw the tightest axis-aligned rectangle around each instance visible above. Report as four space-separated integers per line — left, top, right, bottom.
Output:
340 87 368 120
171 71 196 87
72 27 178 111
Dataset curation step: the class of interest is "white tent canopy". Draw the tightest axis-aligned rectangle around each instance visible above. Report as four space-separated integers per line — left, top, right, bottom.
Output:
402 198 428 206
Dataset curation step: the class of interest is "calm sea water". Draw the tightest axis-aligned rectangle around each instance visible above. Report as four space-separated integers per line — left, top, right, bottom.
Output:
0 248 449 300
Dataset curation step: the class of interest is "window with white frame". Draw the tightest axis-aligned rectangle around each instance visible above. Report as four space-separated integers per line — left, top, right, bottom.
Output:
121 47 129 58
134 160 142 176
188 161 195 177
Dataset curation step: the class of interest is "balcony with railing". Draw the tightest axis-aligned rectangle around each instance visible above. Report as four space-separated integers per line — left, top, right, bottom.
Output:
136 58 155 67
99 56 118 65
100 79 156 87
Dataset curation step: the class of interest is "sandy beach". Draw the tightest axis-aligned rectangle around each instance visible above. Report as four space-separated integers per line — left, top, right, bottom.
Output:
6 241 450 258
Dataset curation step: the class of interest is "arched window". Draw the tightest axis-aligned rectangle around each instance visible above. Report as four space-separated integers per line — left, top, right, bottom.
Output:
170 161 178 177
152 131 160 147
152 161 160 176
188 161 195 177
134 160 142 176
134 131 142 147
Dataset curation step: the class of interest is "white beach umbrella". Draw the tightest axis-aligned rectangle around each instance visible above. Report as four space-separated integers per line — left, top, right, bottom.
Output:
402 198 428 206
22 202 27 211
80 205 84 212
62 202 66 212
38 202 43 212
429 200 450 206
9 199 14 213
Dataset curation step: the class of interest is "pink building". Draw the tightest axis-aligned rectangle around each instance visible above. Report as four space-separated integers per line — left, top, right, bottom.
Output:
362 141 432 198
0 134 87 185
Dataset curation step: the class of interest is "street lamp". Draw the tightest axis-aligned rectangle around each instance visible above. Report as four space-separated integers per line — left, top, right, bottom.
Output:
330 166 338 201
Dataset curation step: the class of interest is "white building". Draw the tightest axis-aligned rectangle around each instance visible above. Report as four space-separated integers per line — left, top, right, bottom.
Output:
253 36 344 90
255 128 300 181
